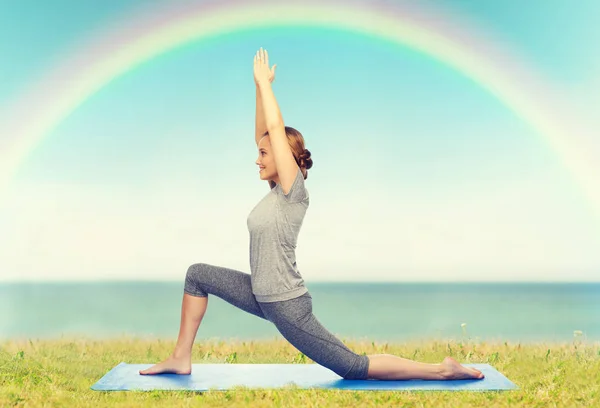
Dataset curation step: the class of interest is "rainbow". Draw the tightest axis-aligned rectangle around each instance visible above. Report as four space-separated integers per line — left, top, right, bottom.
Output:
1 0 599 223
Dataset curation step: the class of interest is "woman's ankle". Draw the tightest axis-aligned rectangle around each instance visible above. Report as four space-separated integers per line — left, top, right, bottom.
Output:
172 348 192 359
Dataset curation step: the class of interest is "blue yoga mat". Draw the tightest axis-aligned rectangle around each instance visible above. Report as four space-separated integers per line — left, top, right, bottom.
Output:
91 362 518 391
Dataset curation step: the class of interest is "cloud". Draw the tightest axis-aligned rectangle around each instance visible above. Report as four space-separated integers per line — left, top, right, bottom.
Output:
1 176 599 282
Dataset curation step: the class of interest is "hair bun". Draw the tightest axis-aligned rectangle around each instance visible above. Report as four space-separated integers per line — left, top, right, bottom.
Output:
300 149 313 170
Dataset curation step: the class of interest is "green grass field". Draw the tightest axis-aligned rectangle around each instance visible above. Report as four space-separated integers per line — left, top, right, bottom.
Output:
1 336 598 407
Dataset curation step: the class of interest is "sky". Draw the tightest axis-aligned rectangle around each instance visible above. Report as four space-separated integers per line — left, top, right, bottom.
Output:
0 0 599 282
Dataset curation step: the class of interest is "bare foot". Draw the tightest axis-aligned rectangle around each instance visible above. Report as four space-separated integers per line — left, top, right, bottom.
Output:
440 356 485 380
139 354 192 375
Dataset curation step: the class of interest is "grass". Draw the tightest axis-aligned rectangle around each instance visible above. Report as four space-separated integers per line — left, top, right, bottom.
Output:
0 336 598 407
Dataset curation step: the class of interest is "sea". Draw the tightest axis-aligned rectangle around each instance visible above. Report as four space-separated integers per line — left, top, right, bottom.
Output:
1 282 598 344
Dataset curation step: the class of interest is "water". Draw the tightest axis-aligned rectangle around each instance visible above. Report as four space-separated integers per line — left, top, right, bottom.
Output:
1 282 598 344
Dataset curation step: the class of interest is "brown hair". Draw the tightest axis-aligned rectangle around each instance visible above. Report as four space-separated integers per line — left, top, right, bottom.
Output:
263 126 313 188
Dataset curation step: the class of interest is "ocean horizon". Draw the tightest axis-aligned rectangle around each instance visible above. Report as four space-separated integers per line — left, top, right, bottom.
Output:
1 281 598 344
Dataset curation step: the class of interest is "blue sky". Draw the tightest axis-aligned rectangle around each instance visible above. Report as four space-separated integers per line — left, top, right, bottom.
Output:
0 0 599 282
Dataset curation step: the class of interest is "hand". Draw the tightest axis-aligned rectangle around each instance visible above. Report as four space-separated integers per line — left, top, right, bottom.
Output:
254 47 276 86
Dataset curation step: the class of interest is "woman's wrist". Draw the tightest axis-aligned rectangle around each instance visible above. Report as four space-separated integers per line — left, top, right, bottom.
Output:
257 80 272 90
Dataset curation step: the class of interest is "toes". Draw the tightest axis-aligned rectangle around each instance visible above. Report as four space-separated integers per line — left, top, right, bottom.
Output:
472 370 484 378
469 367 484 377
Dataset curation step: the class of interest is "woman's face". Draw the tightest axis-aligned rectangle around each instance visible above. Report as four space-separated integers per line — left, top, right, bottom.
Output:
256 136 277 181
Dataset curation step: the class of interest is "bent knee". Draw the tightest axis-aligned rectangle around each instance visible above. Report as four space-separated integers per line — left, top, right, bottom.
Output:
342 355 370 380
186 263 209 276
185 263 210 296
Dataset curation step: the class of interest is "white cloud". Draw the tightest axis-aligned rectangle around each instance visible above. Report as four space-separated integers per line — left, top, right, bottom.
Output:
1 174 599 282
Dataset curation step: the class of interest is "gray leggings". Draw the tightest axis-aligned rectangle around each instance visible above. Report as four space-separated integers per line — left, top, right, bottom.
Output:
183 263 370 380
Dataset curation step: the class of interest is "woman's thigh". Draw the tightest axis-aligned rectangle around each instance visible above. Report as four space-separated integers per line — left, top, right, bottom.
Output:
184 263 266 320
258 293 370 380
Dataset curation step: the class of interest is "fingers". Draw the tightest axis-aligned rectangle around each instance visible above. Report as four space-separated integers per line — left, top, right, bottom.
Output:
255 47 269 65
254 48 273 79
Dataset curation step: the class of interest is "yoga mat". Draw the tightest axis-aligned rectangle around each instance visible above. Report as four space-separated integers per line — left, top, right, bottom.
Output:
91 362 518 391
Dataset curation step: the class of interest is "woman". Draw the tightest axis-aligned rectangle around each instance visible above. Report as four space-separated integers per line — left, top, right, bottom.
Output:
140 48 484 381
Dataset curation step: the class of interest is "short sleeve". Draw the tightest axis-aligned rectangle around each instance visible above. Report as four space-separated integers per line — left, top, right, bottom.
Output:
278 167 308 204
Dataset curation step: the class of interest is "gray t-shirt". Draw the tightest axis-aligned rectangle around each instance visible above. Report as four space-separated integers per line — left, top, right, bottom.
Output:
247 166 309 302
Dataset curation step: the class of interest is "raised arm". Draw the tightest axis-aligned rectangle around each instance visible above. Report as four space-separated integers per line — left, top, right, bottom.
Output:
255 83 268 146
255 48 276 146
255 48 300 196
